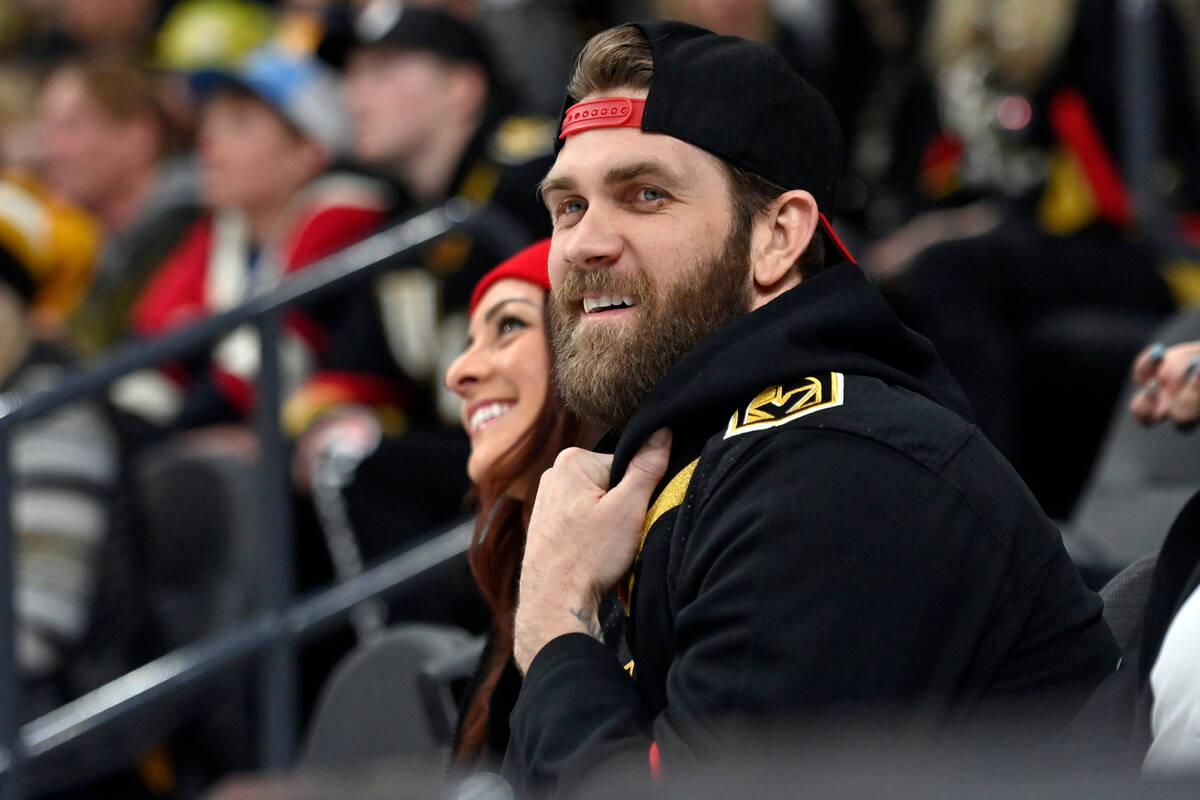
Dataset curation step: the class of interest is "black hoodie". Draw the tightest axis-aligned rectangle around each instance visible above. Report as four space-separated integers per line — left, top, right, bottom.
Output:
504 264 1118 798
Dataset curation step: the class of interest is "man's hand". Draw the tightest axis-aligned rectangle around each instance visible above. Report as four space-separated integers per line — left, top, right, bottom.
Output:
514 429 672 673
1130 341 1200 428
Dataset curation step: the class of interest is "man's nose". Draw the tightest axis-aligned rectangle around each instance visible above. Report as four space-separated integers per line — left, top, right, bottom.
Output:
560 203 622 271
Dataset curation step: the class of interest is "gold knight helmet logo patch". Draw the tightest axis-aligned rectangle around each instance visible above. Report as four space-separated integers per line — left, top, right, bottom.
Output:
725 372 844 438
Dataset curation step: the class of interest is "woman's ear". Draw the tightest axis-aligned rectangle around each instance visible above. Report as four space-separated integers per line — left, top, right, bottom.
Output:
750 189 819 296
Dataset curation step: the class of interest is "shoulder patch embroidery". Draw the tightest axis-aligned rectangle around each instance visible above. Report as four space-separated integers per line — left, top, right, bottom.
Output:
724 373 844 438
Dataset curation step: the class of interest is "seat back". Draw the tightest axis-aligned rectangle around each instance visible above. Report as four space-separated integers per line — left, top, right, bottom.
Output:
300 623 484 768
1099 552 1158 651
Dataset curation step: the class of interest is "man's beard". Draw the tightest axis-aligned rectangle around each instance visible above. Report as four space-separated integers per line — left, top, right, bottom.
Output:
548 224 753 429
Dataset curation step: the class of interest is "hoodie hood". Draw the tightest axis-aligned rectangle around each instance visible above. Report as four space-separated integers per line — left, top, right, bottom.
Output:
609 263 973 482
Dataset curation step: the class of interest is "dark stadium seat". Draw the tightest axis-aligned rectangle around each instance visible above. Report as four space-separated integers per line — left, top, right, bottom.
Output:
1099 553 1158 651
300 623 484 767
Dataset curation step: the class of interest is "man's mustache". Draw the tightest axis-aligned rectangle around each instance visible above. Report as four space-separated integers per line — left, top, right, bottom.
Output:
553 267 652 306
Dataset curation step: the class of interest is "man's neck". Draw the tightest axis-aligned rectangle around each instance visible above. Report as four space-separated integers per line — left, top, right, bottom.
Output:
97 163 157 234
397 115 481 206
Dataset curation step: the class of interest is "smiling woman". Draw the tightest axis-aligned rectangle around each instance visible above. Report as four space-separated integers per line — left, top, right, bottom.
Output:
442 239 591 767
447 277 550 487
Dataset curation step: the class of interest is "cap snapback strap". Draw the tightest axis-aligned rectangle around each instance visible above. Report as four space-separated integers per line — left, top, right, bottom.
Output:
560 97 646 139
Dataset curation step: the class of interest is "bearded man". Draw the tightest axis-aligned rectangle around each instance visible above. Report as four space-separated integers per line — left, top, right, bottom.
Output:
505 21 1119 798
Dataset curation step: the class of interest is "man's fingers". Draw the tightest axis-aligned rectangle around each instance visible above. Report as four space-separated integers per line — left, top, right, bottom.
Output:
609 428 672 508
546 447 615 492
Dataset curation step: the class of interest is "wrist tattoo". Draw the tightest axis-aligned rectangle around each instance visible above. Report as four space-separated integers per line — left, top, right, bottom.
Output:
569 607 604 641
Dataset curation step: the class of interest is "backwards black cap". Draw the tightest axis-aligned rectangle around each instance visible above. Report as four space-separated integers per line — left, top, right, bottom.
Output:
557 20 852 263
318 2 495 83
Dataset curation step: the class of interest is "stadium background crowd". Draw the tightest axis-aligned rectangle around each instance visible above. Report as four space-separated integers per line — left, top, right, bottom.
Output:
0 0 1199 797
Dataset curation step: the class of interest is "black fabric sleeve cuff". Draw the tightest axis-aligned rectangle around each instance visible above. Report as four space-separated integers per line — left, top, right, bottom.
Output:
504 633 652 798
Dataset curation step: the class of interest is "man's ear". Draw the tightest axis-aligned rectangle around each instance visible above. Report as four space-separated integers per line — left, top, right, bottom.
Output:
751 189 818 294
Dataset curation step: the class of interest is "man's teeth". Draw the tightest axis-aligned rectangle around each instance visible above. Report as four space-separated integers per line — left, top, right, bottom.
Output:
583 295 636 313
470 402 513 432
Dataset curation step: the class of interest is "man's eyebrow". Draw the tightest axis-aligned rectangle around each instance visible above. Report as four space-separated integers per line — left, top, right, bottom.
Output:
538 173 575 201
601 160 684 188
483 296 540 325
538 159 685 203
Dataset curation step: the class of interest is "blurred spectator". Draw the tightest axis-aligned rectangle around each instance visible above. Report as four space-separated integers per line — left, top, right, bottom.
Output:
0 60 105 336
119 44 390 431
0 176 124 721
0 56 103 333
859 0 1200 516
35 53 201 353
285 4 556 563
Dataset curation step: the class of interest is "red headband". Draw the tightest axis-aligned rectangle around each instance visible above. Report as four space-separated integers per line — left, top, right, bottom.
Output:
469 238 552 315
559 97 646 139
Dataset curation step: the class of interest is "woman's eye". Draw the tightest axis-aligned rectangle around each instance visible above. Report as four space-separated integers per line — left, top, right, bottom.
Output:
497 316 529 336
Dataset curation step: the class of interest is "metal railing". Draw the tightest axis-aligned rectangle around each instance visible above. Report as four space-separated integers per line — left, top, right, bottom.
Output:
0 201 479 799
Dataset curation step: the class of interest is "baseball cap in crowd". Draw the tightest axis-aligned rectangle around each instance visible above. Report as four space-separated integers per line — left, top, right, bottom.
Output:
469 238 552 315
190 45 351 155
557 20 855 265
317 0 496 84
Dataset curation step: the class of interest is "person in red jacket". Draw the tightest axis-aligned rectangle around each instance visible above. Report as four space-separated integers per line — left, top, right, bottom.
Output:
121 44 392 430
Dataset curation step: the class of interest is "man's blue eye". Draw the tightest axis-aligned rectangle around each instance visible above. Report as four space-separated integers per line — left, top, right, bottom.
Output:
639 187 664 202
559 199 585 216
